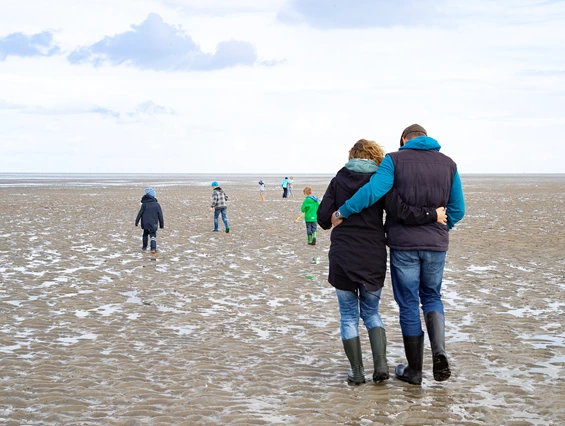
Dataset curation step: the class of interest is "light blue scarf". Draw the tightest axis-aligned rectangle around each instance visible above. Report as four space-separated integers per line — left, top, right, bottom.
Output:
344 158 379 173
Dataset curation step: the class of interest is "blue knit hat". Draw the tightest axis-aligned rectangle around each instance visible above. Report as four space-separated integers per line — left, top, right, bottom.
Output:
211 181 219 187
145 187 156 197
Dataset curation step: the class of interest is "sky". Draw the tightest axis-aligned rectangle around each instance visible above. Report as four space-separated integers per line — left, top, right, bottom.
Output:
1 0 564 174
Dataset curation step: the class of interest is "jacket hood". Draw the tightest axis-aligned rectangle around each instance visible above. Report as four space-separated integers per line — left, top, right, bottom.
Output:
400 135 441 151
213 187 223 191
334 165 376 195
345 158 379 174
307 195 320 203
141 194 158 203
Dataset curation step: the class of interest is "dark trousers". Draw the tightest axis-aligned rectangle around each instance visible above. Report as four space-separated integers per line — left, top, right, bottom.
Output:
282 187 288 198
142 229 157 251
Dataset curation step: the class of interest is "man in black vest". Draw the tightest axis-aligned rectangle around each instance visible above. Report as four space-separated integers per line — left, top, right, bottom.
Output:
331 124 465 385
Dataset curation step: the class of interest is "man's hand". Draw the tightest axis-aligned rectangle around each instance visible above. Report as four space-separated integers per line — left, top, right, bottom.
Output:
331 211 343 227
436 207 447 225
208 208 214 213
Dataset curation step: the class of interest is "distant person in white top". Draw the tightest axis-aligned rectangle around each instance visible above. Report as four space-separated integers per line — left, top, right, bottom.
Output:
288 176 295 198
258 179 265 202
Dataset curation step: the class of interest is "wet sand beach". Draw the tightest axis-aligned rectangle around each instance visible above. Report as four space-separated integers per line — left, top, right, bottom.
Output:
1 174 564 425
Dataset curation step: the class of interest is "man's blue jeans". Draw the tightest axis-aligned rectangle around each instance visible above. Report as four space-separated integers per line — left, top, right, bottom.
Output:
214 207 229 231
335 287 384 340
390 249 446 337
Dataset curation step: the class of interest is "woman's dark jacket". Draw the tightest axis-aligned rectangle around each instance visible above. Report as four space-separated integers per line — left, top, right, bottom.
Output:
135 195 164 232
318 167 388 293
318 166 437 293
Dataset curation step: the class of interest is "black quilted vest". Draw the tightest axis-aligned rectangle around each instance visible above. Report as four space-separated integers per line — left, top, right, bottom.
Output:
385 149 456 251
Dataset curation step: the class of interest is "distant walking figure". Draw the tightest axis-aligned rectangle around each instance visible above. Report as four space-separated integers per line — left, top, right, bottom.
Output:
209 181 230 233
288 176 295 198
135 187 164 254
300 187 320 245
259 179 265 202
281 177 290 198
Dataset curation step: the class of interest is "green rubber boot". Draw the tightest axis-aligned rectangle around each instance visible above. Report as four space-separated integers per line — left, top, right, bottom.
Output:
343 336 366 385
368 327 390 382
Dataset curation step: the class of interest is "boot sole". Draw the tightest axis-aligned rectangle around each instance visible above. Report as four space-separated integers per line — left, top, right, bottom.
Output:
395 365 422 385
433 355 451 381
347 377 366 385
373 372 390 383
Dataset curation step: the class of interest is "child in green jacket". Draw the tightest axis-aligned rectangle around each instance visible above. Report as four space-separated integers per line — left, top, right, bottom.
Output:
301 187 320 245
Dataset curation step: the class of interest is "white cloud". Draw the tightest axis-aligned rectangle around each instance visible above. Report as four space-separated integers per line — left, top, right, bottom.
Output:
278 0 446 29
67 13 263 71
0 31 59 60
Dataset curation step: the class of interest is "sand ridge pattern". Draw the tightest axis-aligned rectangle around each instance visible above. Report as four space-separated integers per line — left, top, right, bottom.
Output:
1 174 564 425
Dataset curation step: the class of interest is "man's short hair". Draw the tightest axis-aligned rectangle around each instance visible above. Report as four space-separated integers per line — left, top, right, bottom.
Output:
400 124 427 146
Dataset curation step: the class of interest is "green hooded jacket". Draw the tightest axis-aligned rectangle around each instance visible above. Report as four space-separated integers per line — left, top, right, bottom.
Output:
301 195 320 223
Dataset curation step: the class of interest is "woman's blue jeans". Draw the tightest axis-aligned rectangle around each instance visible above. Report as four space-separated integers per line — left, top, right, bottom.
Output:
335 286 384 340
213 207 229 231
390 249 446 337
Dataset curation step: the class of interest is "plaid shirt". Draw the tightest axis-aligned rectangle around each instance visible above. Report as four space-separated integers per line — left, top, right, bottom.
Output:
211 188 229 209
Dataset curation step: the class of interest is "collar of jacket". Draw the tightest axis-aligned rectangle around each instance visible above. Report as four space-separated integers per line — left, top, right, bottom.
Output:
400 136 441 152
344 158 379 173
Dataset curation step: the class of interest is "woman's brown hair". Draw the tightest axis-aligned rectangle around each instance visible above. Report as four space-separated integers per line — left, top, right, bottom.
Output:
348 139 385 165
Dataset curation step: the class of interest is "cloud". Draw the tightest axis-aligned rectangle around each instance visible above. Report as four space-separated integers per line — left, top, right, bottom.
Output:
68 13 260 71
0 31 60 61
161 0 285 16
519 69 565 77
0 99 173 120
127 101 176 117
277 0 445 29
87 106 121 119
0 99 26 109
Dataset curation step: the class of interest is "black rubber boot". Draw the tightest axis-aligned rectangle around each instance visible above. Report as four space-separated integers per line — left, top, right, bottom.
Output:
425 311 451 381
395 333 424 385
368 327 390 382
342 336 366 385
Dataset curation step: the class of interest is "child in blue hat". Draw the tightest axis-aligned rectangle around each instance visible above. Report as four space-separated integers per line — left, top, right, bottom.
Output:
135 188 164 254
209 182 230 233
